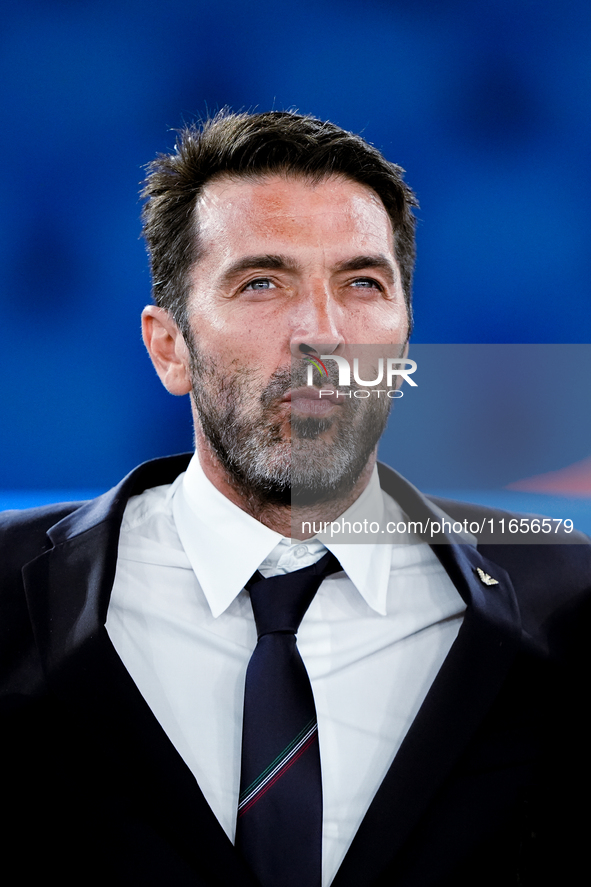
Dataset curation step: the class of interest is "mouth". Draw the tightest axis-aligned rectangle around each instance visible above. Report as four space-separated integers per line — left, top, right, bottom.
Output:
283 386 341 417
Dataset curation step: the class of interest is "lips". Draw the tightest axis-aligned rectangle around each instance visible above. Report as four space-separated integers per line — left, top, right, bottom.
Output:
284 386 340 415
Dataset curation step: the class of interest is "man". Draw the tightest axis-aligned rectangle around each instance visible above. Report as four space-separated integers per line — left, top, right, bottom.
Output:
1 111 590 887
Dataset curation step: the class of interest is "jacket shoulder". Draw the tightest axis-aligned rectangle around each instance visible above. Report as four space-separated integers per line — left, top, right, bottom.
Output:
0 501 86 570
0 502 88 698
428 493 591 654
0 454 193 698
377 462 591 649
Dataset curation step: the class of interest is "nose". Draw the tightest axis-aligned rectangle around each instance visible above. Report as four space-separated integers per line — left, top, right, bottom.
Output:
289 288 344 360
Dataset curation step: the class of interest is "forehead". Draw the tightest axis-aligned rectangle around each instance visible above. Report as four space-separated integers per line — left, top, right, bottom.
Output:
194 173 395 257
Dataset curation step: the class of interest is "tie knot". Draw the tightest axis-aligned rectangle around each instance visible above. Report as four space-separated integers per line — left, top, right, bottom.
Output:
247 550 341 638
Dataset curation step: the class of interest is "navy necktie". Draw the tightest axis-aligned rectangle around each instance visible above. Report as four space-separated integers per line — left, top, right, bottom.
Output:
235 550 341 887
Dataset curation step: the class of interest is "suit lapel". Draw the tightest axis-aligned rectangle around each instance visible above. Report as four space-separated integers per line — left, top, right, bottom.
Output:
332 466 524 886
22 455 258 887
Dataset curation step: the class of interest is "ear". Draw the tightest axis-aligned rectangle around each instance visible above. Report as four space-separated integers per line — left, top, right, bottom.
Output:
141 306 192 396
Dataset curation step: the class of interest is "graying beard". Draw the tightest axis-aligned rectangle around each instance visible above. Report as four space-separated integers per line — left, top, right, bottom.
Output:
188 343 390 506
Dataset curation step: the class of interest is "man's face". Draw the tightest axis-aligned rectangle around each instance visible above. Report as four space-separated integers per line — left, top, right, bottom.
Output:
185 173 409 505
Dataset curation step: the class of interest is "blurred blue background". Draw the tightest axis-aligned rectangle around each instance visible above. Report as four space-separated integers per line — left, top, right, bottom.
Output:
1 0 590 525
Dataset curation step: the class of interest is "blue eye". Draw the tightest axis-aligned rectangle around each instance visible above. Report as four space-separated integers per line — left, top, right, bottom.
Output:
244 278 275 290
351 278 381 290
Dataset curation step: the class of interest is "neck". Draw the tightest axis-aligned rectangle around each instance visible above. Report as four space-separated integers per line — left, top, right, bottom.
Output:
194 433 377 540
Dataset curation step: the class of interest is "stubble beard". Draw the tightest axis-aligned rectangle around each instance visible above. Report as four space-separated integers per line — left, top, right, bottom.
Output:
187 339 392 508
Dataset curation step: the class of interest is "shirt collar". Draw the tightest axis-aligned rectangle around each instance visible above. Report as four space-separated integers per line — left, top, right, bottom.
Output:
172 455 282 618
172 454 399 618
315 470 395 616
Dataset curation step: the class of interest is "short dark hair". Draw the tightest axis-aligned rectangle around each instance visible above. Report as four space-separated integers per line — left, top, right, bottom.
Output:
141 110 419 335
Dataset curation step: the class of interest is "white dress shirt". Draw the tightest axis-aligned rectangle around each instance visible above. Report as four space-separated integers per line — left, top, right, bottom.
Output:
106 455 466 885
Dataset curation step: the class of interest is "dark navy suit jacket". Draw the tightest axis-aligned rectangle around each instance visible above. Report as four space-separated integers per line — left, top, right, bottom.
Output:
2 454 590 886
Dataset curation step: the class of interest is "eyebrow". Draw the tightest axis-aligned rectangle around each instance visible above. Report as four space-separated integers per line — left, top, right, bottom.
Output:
219 254 299 286
332 255 397 285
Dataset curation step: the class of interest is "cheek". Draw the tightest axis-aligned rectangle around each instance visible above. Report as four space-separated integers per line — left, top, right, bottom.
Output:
348 303 409 343
207 339 280 392
210 307 283 351
213 322 287 371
